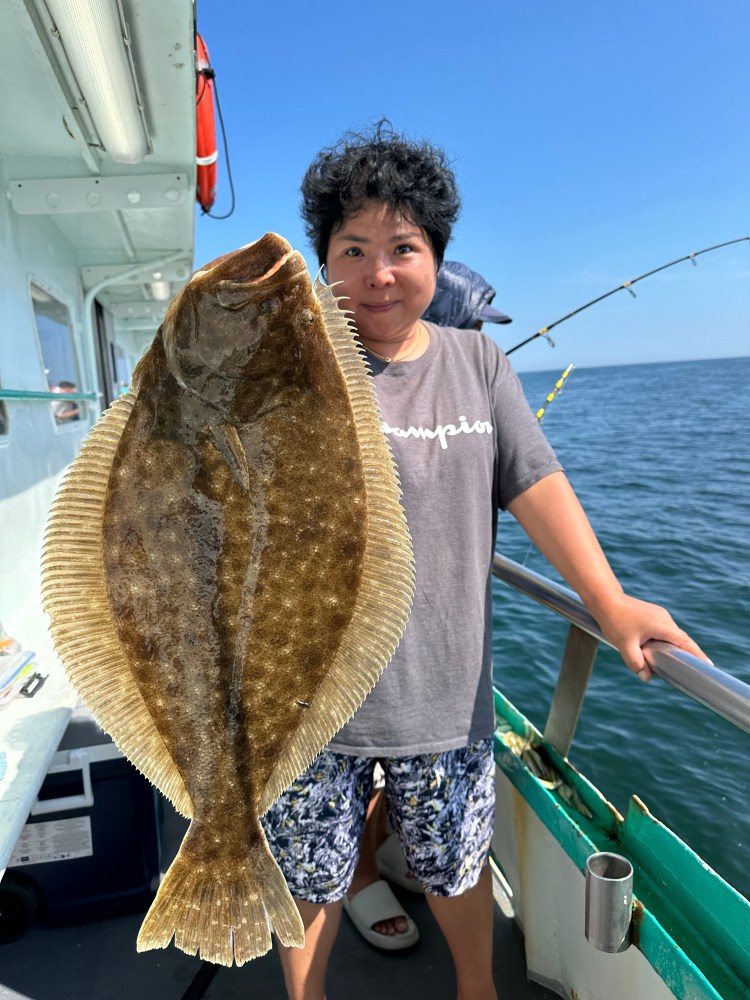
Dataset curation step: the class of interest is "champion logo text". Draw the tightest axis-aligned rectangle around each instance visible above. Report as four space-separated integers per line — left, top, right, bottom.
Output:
381 416 493 450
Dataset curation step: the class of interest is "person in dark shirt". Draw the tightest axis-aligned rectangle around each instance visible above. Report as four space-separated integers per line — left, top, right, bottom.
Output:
422 260 512 331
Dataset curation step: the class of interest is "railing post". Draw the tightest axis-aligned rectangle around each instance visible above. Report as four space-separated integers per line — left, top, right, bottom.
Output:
543 624 600 756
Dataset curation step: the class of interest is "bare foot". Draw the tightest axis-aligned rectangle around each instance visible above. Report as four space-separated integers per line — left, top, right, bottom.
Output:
347 875 410 937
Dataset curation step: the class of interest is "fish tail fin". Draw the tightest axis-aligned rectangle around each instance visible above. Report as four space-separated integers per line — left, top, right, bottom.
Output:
137 824 304 966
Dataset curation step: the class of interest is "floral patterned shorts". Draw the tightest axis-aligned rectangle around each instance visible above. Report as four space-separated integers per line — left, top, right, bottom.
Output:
261 736 495 904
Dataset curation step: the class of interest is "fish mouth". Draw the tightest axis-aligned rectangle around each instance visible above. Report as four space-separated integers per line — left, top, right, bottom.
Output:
196 233 306 290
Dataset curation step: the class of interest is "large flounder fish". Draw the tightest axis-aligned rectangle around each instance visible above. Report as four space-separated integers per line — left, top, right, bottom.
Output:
40 234 414 966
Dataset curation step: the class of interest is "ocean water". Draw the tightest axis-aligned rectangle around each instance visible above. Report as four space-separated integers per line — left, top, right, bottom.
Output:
491 355 750 901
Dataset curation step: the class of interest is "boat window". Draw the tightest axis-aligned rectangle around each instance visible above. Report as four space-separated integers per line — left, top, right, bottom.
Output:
112 341 131 391
30 284 85 425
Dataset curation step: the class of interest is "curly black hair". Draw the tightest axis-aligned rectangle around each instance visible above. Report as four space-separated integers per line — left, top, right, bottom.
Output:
300 121 461 267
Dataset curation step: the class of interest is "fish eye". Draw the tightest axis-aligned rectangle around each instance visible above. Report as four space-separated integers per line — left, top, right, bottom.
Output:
258 298 278 316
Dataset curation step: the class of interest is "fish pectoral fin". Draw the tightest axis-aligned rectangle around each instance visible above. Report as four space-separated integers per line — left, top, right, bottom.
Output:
210 423 250 491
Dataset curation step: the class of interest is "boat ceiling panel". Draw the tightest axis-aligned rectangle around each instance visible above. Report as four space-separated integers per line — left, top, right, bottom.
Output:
50 207 191 266
3 0 198 337
3 0 196 176
2 1 85 162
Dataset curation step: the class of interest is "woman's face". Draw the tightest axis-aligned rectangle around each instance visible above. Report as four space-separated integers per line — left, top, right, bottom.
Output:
325 201 438 346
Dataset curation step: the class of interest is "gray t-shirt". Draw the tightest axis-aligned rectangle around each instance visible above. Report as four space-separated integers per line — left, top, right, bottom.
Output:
330 323 561 757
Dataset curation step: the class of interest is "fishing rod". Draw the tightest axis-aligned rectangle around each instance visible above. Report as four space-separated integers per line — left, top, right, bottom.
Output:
506 236 750 356
535 363 575 423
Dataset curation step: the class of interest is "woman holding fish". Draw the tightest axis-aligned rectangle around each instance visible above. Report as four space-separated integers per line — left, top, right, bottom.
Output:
262 123 707 1000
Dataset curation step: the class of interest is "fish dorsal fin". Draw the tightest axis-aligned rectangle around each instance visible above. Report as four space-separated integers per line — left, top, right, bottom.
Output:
41 394 193 818
258 281 415 815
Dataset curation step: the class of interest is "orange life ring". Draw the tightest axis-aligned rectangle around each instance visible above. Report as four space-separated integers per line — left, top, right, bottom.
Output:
195 34 218 212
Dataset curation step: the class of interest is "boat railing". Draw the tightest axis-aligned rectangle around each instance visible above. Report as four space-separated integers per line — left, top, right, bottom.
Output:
0 389 98 402
492 552 750 754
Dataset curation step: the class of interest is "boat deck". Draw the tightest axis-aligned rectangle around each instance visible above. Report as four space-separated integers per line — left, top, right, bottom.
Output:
0 803 561 1000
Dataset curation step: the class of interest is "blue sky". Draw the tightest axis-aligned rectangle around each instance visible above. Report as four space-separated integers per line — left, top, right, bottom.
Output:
194 1 749 372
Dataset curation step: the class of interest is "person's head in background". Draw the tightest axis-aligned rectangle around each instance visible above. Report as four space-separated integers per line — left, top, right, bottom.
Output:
422 260 512 331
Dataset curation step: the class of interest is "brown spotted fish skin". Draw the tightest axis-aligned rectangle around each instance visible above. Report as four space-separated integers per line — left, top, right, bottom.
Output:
41 234 414 966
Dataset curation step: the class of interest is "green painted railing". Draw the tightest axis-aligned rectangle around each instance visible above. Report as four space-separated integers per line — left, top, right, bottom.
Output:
493 691 750 1000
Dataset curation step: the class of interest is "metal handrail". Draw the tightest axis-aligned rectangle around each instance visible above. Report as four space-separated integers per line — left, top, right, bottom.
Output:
0 389 97 402
492 552 750 736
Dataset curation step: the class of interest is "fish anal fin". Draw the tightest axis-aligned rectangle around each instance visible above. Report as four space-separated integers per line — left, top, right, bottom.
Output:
210 423 250 491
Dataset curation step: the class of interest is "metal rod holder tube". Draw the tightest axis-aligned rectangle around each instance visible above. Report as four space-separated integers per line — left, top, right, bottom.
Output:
585 852 633 953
